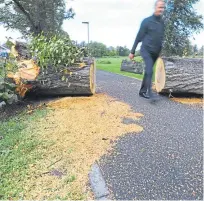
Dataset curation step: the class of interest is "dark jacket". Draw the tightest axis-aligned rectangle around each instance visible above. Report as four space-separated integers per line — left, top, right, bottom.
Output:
131 14 165 55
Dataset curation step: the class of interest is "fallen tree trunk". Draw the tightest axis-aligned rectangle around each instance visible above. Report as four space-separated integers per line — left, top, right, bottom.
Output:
29 59 96 96
8 42 96 97
121 60 144 74
155 57 203 95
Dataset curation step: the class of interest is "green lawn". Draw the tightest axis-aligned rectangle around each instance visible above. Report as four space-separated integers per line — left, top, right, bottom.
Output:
96 56 144 80
0 108 48 199
96 56 158 81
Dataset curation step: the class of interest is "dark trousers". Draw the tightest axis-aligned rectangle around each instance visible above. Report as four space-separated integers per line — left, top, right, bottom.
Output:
140 48 159 95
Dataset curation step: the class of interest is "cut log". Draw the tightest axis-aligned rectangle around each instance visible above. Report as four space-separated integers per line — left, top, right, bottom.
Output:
8 41 96 97
29 59 96 96
121 60 144 74
155 57 203 95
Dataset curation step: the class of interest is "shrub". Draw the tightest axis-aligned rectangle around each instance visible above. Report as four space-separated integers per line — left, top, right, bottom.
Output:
97 60 111 64
0 59 18 105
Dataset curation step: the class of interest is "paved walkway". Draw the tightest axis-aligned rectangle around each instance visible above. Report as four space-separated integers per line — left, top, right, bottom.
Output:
97 70 203 200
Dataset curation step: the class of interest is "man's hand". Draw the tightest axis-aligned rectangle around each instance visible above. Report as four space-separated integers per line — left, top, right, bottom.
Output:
129 53 134 60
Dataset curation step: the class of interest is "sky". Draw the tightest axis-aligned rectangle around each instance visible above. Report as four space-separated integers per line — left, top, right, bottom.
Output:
0 0 204 50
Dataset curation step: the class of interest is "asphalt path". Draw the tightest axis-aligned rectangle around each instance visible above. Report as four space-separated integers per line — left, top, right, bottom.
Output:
97 70 203 200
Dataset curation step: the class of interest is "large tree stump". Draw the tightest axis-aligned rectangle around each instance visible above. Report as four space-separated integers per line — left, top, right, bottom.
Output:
121 60 144 74
155 57 203 95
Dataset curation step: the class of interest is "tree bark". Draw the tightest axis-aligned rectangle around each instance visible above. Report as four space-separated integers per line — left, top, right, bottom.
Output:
10 42 96 96
155 57 203 95
14 41 32 60
121 60 144 74
28 60 96 96
12 0 37 34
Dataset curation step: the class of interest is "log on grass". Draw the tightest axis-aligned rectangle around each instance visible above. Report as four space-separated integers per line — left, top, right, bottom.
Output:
155 57 203 95
121 59 144 74
27 59 96 96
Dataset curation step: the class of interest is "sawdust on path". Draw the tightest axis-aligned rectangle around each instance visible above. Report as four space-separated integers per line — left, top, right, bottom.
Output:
171 97 203 106
152 84 203 106
23 93 143 200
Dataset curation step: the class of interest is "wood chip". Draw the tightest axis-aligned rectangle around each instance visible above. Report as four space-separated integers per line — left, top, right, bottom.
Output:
22 93 143 199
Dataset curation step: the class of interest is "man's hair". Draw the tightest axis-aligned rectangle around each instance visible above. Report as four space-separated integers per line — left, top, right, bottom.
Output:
155 0 165 7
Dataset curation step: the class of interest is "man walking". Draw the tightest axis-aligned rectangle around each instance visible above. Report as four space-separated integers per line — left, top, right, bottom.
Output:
129 0 165 100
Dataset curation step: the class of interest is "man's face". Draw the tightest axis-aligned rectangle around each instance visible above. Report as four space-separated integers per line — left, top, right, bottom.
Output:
155 1 165 16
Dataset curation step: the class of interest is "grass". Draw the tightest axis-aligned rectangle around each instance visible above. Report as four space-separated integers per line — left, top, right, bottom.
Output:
0 108 48 199
96 56 144 80
0 105 88 200
64 175 77 184
96 56 159 81
0 91 144 199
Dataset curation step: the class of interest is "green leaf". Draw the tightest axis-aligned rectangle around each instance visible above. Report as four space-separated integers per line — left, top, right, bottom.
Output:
0 82 4 90
61 76 65 81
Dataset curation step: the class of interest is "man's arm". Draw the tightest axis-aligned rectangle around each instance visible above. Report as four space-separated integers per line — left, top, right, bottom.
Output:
130 19 148 54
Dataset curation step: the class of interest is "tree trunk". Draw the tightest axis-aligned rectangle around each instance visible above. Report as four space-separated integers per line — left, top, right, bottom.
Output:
121 59 144 74
9 42 96 96
14 41 32 60
155 57 203 95
29 60 96 96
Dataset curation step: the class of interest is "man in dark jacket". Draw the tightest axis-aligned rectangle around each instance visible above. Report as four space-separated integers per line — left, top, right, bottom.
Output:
129 0 165 100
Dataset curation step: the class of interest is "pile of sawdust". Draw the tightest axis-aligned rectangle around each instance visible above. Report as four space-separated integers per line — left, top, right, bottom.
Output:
23 93 143 200
172 97 203 106
152 83 203 107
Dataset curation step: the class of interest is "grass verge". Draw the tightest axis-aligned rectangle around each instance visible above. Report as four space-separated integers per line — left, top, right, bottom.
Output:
0 108 48 199
96 57 144 80
96 56 158 81
0 94 144 200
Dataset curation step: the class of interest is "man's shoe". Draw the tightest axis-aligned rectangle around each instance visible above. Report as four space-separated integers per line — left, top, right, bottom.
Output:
139 92 150 99
149 92 161 101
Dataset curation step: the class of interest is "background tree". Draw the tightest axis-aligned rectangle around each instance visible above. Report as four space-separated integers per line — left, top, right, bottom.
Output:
77 41 131 58
0 0 75 36
88 42 107 57
162 0 203 56
193 44 198 55
106 46 118 57
116 46 130 56
198 45 203 56
182 40 194 56
79 41 86 48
